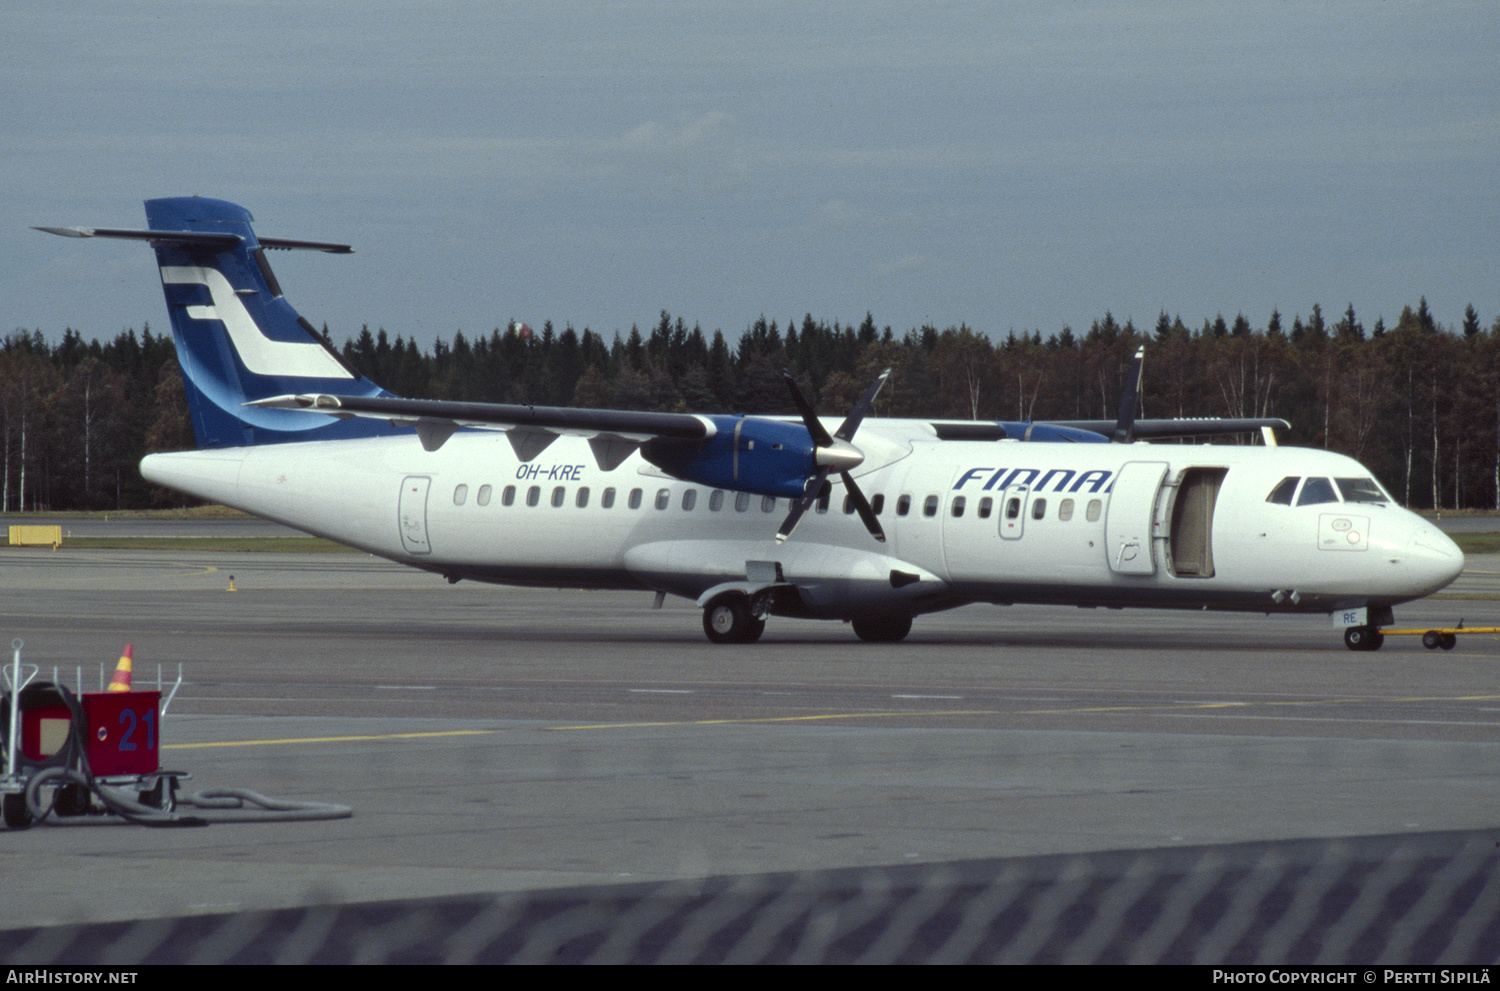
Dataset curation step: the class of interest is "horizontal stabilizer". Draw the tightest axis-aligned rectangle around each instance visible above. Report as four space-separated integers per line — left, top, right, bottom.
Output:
34 225 352 253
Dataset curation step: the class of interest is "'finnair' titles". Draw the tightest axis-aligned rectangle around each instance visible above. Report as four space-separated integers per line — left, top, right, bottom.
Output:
952 467 1114 494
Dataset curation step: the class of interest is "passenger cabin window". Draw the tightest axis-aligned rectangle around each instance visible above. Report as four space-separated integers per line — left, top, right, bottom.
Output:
477 485 492 506
682 489 696 511
1086 499 1102 522
1058 498 1074 521
526 485 540 507
601 487 616 509
1297 477 1338 506
576 487 589 508
923 495 939 517
502 485 516 507
1005 497 1021 520
872 494 885 515
453 484 468 506
552 486 566 507
628 488 643 509
761 495 777 513
978 497 993 519
1267 477 1299 505
735 492 751 512
896 494 912 517
1031 498 1047 520
709 490 724 511
951 496 966 518
655 488 671 510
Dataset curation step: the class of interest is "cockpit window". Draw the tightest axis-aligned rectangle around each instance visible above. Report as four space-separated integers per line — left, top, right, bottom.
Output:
1296 477 1338 506
1267 477 1299 505
1336 477 1388 504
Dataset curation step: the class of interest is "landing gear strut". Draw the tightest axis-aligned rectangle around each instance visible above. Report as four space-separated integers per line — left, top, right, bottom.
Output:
1343 625 1385 651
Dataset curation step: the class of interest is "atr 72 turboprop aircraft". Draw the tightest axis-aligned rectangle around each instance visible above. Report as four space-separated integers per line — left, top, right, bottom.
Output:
39 198 1464 649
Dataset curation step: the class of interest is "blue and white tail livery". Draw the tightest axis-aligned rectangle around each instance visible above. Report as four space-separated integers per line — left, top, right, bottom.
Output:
44 197 393 447
147 197 403 447
39 199 1465 648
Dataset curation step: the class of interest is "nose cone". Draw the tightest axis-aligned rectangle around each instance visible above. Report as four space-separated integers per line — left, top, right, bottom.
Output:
1407 523 1465 596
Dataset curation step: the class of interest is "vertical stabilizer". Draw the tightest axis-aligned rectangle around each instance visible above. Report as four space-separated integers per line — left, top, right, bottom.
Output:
41 197 397 448
141 197 396 448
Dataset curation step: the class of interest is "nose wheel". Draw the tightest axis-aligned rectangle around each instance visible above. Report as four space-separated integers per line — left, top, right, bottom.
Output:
1343 626 1385 651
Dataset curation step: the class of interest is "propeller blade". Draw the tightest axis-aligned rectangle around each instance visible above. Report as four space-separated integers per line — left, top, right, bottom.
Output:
775 470 829 544
781 370 834 447
835 367 891 441
774 499 810 545
841 472 886 543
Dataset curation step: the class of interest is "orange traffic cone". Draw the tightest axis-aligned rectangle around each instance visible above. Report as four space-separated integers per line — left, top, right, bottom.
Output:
107 644 134 693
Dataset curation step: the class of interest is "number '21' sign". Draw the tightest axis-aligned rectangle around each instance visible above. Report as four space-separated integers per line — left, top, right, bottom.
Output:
83 691 161 777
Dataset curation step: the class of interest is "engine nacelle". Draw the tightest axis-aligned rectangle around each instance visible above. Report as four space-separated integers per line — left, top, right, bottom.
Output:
642 415 816 497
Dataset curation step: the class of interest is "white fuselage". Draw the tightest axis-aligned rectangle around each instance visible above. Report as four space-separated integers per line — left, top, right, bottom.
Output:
141 420 1464 622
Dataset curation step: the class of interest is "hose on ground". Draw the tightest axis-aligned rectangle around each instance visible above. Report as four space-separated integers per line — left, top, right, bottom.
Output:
24 766 351 828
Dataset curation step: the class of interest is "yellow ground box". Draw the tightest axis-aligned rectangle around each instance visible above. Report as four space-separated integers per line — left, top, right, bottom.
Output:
8 525 62 547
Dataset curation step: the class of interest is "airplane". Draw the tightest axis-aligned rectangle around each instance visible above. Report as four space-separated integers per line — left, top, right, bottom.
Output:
38 197 1465 649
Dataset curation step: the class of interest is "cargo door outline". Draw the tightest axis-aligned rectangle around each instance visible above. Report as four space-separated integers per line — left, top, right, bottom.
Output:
399 475 432 555
1105 461 1167 575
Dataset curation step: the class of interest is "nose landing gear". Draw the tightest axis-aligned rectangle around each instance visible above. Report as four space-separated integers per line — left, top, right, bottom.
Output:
1343 625 1385 651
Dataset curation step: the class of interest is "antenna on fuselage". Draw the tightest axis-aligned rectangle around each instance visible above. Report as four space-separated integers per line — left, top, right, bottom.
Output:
1112 346 1145 443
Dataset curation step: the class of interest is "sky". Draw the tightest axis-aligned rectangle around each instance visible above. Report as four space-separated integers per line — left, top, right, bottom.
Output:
5 1 1497 352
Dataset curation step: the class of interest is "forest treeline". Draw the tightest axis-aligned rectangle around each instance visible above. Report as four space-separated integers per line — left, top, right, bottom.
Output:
2 298 1497 512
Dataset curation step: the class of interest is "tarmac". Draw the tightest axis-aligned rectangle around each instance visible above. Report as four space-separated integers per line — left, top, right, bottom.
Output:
0 536 1497 962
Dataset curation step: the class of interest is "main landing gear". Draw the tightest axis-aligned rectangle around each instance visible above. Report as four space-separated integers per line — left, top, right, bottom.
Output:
702 593 767 644
850 615 912 643
699 592 915 644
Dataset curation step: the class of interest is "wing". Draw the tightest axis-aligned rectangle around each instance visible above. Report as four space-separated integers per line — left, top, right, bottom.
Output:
248 393 714 467
928 417 1290 444
1041 417 1292 441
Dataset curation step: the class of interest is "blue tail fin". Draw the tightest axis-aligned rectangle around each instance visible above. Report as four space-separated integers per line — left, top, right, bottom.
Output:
140 197 399 447
55 197 391 448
